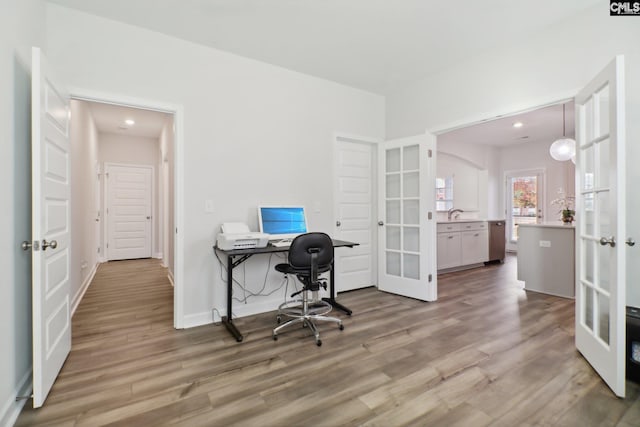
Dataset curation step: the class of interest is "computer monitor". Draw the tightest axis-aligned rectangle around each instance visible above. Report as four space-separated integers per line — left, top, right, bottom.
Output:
258 206 308 240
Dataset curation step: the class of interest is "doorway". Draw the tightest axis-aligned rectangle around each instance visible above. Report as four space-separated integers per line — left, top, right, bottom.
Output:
68 94 183 328
505 169 545 251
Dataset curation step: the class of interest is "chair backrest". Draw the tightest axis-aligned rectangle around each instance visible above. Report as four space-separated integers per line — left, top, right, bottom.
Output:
288 232 334 272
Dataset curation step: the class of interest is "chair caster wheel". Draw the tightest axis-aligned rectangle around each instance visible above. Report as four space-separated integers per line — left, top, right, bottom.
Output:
316 340 322 347
339 324 344 331
273 334 278 341
276 316 281 324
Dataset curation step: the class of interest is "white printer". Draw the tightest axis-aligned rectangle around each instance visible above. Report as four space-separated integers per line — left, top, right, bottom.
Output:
216 222 269 250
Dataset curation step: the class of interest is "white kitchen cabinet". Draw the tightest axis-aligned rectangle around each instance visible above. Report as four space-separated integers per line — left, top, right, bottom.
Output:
437 221 488 271
461 229 489 265
437 232 462 269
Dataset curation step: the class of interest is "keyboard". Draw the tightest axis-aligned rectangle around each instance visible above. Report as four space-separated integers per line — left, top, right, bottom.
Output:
270 239 292 247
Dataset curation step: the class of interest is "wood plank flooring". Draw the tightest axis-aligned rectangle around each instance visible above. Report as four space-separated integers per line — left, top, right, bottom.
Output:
16 256 640 426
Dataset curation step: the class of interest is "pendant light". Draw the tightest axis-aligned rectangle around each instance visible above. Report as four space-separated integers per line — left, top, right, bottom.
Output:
549 103 576 161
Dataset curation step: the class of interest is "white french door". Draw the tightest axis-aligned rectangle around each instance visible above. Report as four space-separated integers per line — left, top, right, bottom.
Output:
505 169 544 251
575 56 626 397
106 163 153 260
31 47 72 408
377 133 436 301
334 138 375 292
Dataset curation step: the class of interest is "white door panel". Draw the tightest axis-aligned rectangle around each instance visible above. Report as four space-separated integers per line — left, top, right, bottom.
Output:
575 55 626 397
335 140 375 292
106 164 152 260
31 47 72 408
377 133 436 301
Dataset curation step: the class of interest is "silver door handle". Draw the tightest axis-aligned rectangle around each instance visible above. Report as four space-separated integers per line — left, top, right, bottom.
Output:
336 221 341 227
378 221 384 226
42 239 58 250
146 216 151 220
599 236 616 247
21 241 32 251
627 238 636 247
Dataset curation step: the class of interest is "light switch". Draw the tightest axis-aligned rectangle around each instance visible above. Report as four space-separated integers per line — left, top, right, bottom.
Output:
539 240 551 248
205 200 215 213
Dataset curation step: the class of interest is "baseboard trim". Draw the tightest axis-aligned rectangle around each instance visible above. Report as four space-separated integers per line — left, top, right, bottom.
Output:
1 370 32 427
183 311 215 328
71 262 99 316
154 252 163 259
167 270 174 287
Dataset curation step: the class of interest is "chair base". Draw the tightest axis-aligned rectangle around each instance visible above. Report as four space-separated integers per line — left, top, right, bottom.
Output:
273 299 343 346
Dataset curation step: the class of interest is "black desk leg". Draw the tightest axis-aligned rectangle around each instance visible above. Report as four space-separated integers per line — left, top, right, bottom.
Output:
322 259 353 316
224 255 243 342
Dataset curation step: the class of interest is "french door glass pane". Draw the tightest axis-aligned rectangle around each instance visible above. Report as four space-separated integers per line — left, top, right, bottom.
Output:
386 200 400 224
404 172 419 197
599 191 611 237
584 97 594 143
403 200 419 225
597 139 610 188
598 293 610 344
584 284 594 331
386 148 400 173
584 240 595 284
598 244 610 292
386 226 401 250
584 193 595 236
403 145 419 170
386 251 400 276
403 253 420 279
386 174 400 198
403 227 419 252
597 84 610 137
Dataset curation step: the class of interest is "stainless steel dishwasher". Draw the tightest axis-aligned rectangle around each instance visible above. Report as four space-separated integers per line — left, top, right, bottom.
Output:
488 220 506 262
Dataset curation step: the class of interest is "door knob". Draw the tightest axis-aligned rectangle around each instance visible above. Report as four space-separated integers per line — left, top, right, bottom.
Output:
378 221 384 226
599 236 616 247
146 216 151 220
627 238 636 247
42 239 58 250
21 241 32 251
336 221 341 227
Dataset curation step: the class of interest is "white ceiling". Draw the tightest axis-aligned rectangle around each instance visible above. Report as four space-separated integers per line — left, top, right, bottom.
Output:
48 0 600 95
438 102 575 147
85 101 171 138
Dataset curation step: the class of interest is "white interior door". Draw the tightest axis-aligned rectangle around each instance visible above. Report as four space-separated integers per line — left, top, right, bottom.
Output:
377 133 437 301
106 164 153 260
31 47 72 408
334 138 375 292
575 56 626 397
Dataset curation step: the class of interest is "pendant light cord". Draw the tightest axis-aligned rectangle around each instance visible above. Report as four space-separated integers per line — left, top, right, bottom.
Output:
562 104 566 137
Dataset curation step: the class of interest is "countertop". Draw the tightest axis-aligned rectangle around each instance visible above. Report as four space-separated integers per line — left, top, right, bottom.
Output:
518 222 575 229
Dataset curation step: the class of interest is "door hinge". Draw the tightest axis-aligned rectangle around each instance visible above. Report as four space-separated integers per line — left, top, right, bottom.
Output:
428 212 433 220
428 274 433 282
106 243 109 249
428 149 432 158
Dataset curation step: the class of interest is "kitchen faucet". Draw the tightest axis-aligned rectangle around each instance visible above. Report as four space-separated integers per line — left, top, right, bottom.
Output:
447 208 464 221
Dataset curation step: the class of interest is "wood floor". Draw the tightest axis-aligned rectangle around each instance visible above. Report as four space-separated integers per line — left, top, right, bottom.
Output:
17 256 640 426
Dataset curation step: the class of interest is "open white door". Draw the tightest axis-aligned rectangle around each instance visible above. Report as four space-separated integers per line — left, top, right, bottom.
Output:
31 47 72 408
377 133 437 301
575 56 626 397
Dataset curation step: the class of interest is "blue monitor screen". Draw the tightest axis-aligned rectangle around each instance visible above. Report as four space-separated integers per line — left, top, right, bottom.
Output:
259 206 307 236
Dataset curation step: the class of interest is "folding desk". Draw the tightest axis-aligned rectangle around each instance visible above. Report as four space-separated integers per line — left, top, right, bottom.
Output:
214 239 358 342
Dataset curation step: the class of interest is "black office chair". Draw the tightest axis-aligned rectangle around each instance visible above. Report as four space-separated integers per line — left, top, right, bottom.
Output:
272 232 343 346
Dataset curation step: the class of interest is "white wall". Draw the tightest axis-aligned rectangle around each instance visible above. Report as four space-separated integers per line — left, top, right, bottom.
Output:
436 152 488 220
387 3 640 307
69 100 100 312
0 0 45 424
45 4 385 325
99 132 161 257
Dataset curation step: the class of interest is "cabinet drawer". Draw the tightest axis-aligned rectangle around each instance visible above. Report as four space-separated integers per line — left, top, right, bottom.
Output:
459 221 487 231
437 223 461 233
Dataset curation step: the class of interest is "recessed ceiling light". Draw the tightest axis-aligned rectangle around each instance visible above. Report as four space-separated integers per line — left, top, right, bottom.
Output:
124 119 135 126
513 122 523 128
